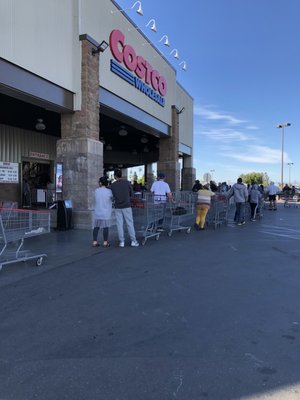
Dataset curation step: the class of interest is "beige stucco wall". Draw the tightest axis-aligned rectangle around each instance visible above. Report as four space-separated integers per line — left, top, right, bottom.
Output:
0 0 81 97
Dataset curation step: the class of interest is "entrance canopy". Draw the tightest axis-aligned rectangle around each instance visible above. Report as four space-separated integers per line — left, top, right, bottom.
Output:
100 87 170 171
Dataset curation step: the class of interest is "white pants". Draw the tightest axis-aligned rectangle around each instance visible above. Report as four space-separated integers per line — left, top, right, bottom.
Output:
114 207 137 242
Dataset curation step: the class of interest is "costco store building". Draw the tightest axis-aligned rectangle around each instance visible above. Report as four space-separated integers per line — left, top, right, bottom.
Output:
0 0 195 228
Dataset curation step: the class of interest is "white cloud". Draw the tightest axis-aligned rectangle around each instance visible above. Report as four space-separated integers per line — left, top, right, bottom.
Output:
223 145 291 164
246 125 260 130
195 105 246 125
200 128 251 141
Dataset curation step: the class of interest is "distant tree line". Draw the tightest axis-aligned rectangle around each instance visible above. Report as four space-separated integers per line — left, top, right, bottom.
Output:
239 172 270 186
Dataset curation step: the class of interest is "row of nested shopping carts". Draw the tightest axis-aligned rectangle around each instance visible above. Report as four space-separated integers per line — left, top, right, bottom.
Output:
133 188 278 237
131 191 233 243
131 191 196 245
0 204 50 271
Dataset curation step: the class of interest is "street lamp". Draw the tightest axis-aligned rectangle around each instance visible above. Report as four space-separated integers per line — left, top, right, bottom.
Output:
287 162 294 186
276 122 291 189
210 169 215 180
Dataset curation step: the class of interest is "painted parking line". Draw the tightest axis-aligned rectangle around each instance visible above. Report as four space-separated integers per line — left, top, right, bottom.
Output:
261 224 300 240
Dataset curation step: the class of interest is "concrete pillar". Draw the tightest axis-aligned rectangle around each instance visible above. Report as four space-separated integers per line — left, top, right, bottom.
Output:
57 36 103 229
157 106 180 191
146 163 155 190
182 166 196 190
181 154 196 190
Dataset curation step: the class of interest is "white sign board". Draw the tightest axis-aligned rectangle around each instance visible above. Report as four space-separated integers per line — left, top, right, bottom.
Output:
0 162 19 183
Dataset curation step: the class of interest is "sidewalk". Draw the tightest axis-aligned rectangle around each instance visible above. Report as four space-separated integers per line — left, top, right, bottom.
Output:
0 224 120 287
0 213 196 286
1 202 299 287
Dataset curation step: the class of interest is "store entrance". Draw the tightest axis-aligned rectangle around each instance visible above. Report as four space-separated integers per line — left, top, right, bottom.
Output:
22 160 55 208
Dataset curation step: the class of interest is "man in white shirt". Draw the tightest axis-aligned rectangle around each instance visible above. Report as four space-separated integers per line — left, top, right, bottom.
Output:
150 172 172 230
266 181 280 210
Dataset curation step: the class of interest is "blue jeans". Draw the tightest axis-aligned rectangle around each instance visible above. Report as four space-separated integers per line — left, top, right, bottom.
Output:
114 207 137 242
234 202 245 223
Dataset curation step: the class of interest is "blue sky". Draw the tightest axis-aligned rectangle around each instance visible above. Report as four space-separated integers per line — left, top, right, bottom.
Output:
114 0 300 185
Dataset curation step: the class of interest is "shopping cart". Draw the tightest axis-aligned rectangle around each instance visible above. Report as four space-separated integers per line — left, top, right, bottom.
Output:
206 195 229 229
283 192 300 208
131 194 164 245
0 208 50 271
163 191 195 236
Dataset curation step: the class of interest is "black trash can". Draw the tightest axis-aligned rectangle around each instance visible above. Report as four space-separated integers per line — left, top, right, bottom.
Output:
57 199 73 230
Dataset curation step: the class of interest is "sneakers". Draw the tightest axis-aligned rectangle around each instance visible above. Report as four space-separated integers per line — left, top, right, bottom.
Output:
194 223 200 231
119 241 139 247
237 221 245 226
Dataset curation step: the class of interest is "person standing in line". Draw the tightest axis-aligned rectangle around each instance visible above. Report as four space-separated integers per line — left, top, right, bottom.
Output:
226 177 248 225
248 183 262 221
192 180 202 192
22 179 31 208
259 184 265 193
110 168 139 248
266 181 280 210
92 176 113 248
194 184 215 230
150 172 172 231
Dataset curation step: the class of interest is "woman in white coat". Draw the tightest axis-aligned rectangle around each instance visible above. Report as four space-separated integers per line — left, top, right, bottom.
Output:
92 176 113 248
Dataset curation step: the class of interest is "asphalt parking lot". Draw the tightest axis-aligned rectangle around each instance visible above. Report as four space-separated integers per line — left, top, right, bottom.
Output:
1 203 300 399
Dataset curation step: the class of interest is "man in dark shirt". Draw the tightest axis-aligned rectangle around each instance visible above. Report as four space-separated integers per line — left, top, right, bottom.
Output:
110 169 139 247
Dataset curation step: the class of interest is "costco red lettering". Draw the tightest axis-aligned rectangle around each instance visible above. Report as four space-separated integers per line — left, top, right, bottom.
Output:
123 45 137 71
136 56 146 79
109 29 167 96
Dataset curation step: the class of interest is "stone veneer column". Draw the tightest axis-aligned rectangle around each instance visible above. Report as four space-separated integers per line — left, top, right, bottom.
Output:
181 153 196 190
157 106 180 191
146 163 155 190
182 166 196 190
57 37 103 229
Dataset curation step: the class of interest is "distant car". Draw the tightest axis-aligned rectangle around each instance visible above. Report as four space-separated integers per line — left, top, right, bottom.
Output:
290 187 300 201
278 187 300 201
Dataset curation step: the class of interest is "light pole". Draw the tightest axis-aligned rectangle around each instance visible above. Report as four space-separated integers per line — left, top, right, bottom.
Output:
210 169 215 181
287 162 294 186
276 122 291 189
